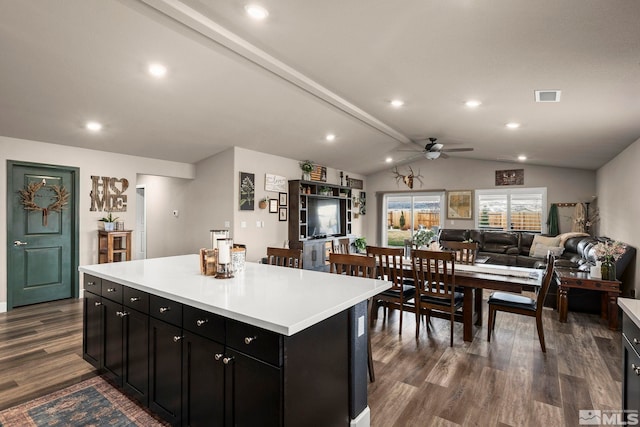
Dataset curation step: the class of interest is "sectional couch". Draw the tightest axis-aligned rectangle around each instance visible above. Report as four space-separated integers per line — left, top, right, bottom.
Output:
437 229 636 313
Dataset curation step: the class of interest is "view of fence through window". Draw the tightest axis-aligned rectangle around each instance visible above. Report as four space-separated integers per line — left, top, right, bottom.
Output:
385 194 442 247
477 190 544 232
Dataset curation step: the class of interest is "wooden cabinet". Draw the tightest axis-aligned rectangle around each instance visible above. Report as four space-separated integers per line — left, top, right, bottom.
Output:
98 230 132 263
83 280 103 370
149 318 183 426
623 313 640 421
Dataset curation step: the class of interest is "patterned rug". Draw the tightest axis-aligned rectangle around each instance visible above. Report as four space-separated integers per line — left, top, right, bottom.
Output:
0 376 169 426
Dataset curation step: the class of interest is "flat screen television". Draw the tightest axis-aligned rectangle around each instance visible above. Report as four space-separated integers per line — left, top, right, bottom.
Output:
307 198 341 237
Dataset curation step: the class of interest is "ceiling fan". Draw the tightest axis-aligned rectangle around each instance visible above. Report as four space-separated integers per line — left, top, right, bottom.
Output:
400 137 474 160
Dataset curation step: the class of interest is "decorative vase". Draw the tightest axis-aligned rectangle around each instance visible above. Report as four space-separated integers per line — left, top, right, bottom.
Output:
302 172 310 181
601 256 616 281
104 222 115 231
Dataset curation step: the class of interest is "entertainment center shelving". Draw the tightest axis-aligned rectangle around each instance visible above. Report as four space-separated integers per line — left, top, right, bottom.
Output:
288 180 353 271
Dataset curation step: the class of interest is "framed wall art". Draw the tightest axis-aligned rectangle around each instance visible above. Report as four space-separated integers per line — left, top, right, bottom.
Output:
447 190 473 220
239 172 255 211
279 192 287 206
269 198 278 213
279 207 287 221
495 169 524 186
310 164 327 182
265 173 287 192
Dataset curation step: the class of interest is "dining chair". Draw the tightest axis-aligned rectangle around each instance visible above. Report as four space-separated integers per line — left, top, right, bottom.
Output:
441 241 478 264
329 253 376 382
266 247 303 269
366 245 415 334
332 238 351 254
412 249 461 346
487 255 555 352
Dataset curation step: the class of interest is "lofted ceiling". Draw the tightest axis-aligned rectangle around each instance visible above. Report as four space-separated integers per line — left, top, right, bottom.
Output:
1 0 639 175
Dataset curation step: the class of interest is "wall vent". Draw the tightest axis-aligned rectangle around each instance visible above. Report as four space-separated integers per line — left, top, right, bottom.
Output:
535 90 561 102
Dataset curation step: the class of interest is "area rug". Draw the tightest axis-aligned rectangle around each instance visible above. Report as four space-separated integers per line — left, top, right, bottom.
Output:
0 376 169 426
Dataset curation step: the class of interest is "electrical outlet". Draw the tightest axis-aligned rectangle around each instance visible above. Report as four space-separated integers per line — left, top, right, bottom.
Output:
241 221 247 228
224 221 230 228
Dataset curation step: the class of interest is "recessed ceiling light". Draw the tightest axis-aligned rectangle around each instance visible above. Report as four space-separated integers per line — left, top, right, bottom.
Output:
385 157 393 163
390 99 404 108
465 100 481 108
148 63 167 78
505 122 520 129
85 121 102 132
325 134 336 142
245 4 269 20
518 155 527 161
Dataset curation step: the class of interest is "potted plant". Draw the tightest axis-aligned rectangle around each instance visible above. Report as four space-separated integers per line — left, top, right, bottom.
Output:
99 212 119 231
319 186 332 196
412 228 435 249
258 197 269 209
354 237 367 254
299 160 314 181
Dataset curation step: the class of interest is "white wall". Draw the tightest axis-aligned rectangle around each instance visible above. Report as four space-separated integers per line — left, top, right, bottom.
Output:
597 136 640 296
0 136 195 308
365 157 596 245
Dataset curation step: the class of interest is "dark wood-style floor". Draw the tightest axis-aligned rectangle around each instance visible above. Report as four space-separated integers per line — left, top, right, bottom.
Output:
0 295 621 426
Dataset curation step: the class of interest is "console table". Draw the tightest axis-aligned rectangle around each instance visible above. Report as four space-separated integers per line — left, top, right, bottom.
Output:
98 230 132 263
555 268 621 330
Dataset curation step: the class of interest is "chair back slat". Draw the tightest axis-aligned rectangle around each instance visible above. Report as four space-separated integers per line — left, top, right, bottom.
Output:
266 247 303 269
332 238 351 254
329 253 376 278
441 241 478 265
536 255 556 315
365 246 404 289
412 249 456 302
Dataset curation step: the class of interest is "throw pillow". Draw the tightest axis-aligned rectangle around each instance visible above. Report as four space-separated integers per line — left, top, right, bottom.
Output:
531 244 564 259
528 235 561 256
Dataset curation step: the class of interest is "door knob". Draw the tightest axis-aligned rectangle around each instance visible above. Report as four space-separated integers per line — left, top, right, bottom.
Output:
13 240 28 246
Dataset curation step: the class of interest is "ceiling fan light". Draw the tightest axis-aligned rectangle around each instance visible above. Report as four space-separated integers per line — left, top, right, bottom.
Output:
425 151 440 160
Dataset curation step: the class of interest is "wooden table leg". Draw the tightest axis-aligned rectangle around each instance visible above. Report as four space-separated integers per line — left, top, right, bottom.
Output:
463 288 473 342
608 292 619 330
600 293 608 320
474 288 483 326
558 286 568 323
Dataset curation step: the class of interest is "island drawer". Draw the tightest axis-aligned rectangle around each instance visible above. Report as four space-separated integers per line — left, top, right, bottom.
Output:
84 274 102 294
150 295 182 327
123 287 150 314
624 315 640 357
227 319 282 366
101 280 123 303
183 306 225 343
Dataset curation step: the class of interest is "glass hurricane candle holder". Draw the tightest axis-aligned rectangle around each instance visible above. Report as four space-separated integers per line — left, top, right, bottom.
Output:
215 238 234 279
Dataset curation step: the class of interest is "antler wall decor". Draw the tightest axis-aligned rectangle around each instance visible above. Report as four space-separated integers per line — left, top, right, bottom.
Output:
392 166 424 189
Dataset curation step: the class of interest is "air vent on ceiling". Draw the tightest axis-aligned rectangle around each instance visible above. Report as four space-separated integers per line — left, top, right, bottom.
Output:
535 90 561 102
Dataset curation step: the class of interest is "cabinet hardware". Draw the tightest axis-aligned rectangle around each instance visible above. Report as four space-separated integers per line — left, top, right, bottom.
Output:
214 353 224 361
159 307 170 313
196 319 208 327
244 336 258 345
13 240 28 246
116 311 129 317
632 363 640 376
222 356 234 365
634 338 639 345
94 301 102 306
173 335 183 342
130 297 140 302
107 288 116 292
87 281 95 286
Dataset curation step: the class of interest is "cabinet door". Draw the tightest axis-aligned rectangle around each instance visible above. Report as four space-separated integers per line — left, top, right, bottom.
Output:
102 298 124 386
83 291 103 369
623 336 640 421
182 332 225 427
123 308 149 405
225 349 281 427
149 318 183 426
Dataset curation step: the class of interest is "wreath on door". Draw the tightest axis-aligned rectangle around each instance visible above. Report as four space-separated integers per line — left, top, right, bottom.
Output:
18 182 69 226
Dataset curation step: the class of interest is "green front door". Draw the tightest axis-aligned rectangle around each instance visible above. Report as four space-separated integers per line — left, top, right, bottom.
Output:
7 162 79 309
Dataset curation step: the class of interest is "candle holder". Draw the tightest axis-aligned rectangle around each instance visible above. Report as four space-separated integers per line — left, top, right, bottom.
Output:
215 238 234 279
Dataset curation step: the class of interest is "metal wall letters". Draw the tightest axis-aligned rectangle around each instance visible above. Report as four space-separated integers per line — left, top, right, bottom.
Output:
90 176 129 212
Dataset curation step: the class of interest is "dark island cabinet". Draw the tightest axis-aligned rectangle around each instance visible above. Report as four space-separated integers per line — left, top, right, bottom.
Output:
623 313 640 421
84 280 351 427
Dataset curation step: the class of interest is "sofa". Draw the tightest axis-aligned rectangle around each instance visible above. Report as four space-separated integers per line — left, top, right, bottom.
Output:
438 229 636 313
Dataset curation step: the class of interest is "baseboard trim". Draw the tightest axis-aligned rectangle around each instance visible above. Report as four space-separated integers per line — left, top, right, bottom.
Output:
0 302 7 313
350 406 370 427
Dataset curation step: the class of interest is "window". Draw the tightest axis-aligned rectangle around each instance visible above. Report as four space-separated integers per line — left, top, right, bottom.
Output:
382 192 445 247
476 188 547 233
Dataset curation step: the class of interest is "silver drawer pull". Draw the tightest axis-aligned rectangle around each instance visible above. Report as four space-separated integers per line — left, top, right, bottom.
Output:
214 353 223 361
173 335 183 342
106 288 116 293
196 319 208 327
94 301 102 307
632 363 640 375
116 311 129 318
159 307 170 313
130 297 140 302
222 356 234 365
244 336 257 345
87 281 95 286
633 338 639 345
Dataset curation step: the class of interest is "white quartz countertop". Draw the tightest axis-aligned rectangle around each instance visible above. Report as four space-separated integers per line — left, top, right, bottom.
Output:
79 254 391 336
619 298 640 327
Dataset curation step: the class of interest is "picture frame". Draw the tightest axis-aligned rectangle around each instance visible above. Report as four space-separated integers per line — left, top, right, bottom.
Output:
269 198 278 213
265 173 287 192
279 192 287 206
309 164 327 182
447 190 473 220
495 169 524 186
239 172 255 211
279 207 287 221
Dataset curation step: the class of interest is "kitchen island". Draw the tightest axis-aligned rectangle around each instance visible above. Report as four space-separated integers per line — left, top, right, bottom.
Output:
79 254 389 427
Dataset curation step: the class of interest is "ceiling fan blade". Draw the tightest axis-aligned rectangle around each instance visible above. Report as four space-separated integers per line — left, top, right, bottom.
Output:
441 148 474 153
440 152 450 159
397 149 424 152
